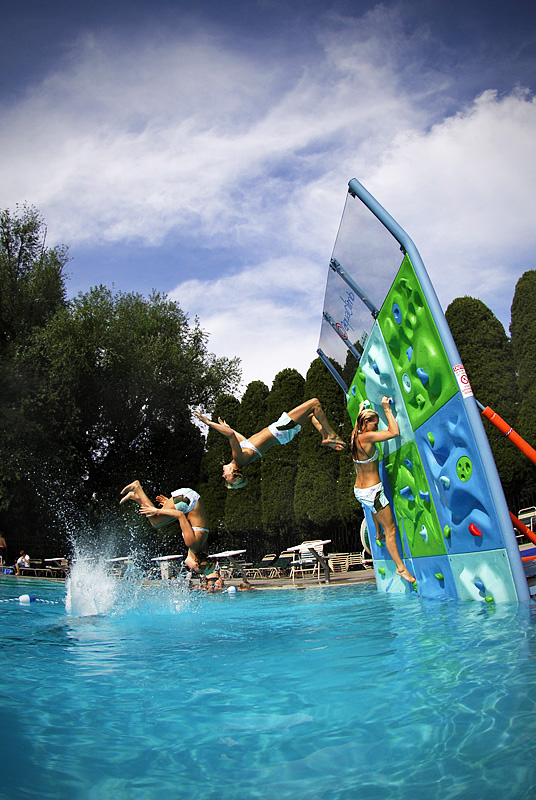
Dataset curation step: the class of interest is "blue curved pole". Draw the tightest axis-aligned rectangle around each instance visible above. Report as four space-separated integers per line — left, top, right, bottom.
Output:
348 177 529 603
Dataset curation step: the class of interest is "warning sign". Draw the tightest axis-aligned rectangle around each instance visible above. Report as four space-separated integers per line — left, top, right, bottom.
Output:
453 364 473 398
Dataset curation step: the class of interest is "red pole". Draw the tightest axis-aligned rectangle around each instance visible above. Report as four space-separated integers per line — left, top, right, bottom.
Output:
510 511 536 547
480 406 536 466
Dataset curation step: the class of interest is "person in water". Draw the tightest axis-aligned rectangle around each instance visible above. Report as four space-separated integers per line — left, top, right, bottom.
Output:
194 398 345 489
120 480 209 574
351 398 415 584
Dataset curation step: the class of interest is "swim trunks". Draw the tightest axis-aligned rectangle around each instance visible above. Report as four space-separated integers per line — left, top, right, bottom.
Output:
171 488 201 513
267 412 301 445
354 482 389 514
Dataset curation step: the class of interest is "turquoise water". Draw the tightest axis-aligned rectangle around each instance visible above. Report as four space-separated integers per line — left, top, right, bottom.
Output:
1 565 536 800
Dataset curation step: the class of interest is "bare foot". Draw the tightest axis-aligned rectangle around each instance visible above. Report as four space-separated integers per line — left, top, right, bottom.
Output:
396 565 415 583
322 436 346 451
120 480 142 505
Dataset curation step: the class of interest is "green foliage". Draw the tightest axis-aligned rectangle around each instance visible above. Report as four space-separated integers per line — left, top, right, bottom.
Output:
0 217 241 553
510 270 536 486
261 369 305 536
0 204 68 348
293 359 346 531
198 394 241 549
446 296 524 493
224 381 269 544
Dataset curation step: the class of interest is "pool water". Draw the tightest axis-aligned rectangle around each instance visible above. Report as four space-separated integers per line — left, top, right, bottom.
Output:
1 563 536 800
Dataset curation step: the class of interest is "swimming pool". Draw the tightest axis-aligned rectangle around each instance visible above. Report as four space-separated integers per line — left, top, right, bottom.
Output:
2 564 536 800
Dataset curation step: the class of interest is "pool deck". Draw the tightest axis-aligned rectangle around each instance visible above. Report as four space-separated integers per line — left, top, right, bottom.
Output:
1 567 377 590
234 569 377 590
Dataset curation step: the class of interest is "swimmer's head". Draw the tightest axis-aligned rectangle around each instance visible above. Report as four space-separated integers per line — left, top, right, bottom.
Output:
355 408 379 433
185 550 209 573
222 462 248 489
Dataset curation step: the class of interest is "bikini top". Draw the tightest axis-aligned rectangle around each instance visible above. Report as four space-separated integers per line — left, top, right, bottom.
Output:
239 439 262 458
352 444 379 465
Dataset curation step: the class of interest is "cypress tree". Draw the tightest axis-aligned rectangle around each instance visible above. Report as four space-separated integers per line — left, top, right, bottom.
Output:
293 358 346 538
261 369 305 550
445 296 523 499
197 394 241 552
510 270 536 499
224 381 269 554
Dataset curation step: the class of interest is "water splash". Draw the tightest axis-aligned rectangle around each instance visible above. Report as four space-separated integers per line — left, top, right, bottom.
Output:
64 542 192 617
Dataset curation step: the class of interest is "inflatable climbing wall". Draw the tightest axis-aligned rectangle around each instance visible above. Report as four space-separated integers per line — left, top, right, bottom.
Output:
318 178 529 603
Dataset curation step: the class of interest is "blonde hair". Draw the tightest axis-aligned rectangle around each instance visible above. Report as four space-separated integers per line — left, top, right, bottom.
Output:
351 408 379 460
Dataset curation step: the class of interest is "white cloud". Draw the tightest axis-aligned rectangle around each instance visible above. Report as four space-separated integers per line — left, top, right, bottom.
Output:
170 255 325 391
366 88 536 325
1 6 535 388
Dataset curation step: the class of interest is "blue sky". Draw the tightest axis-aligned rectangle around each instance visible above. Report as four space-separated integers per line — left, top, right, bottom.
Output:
2 0 536 389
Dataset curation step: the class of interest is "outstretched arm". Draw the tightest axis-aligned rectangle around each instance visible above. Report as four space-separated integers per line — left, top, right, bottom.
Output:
194 412 246 440
193 412 247 463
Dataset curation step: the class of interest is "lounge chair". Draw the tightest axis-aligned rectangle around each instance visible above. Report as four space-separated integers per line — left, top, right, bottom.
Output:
245 554 278 580
290 541 327 582
268 551 295 578
327 553 350 573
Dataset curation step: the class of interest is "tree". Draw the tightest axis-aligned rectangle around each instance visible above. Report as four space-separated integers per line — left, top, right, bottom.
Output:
510 270 536 497
1 283 241 552
0 204 68 349
293 358 347 535
0 204 69 545
198 394 241 552
446 296 523 497
224 381 269 551
261 369 305 548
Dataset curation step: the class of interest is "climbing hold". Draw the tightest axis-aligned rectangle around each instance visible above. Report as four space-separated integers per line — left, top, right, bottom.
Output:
376 538 385 548
392 302 402 324
443 525 451 539
427 432 435 447
363 399 370 408
418 490 430 503
412 581 418 591
485 595 494 604
350 385 357 396
474 580 485 592
373 363 380 375
469 523 483 537
378 567 386 576
406 345 413 362
439 475 451 489
419 526 428 543
434 573 444 581
456 456 473 482
416 367 429 386
402 373 411 393
416 393 426 408
399 485 415 501
404 458 413 471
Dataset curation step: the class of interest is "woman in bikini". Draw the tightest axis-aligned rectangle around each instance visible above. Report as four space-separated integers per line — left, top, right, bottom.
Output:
120 480 209 573
351 397 415 584
194 397 345 489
